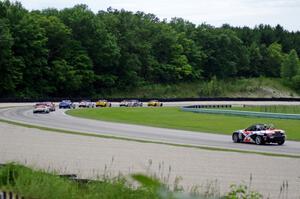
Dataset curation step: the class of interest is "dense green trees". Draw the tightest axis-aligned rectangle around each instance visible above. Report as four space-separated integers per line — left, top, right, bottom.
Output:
281 50 300 80
0 18 21 95
1 0 300 98
281 49 300 90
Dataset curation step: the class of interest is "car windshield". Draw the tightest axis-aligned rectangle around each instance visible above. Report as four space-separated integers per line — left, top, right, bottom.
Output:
263 124 274 129
36 105 45 108
248 124 274 131
36 103 46 106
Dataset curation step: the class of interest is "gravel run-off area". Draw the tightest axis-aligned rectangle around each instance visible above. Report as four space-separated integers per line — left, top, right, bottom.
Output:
1 122 300 198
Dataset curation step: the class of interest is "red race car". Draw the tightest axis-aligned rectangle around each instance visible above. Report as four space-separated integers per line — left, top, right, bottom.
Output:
232 124 286 145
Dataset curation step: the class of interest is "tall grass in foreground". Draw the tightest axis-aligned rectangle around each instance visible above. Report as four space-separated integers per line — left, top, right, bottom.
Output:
0 163 264 199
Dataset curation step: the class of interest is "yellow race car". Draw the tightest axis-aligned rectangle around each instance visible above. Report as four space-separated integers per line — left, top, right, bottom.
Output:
147 100 163 107
96 100 112 107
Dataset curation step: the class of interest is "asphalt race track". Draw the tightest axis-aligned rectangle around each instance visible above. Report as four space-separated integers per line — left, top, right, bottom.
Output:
1 105 300 156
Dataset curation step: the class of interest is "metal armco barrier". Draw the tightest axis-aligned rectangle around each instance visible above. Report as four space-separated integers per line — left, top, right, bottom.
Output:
0 190 23 199
186 104 232 108
181 107 300 120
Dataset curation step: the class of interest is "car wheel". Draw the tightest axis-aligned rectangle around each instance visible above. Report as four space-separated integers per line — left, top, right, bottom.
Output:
255 136 264 145
232 133 240 143
160 103 163 107
277 139 285 145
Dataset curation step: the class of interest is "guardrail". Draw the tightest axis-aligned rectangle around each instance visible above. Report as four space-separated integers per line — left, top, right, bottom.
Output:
181 106 300 120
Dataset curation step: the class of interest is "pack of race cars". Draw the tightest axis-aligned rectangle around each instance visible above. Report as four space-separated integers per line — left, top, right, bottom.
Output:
33 99 164 114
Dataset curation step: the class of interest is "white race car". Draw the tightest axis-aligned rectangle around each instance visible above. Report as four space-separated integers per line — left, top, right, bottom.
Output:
33 104 50 114
79 100 95 108
119 100 143 107
232 124 286 145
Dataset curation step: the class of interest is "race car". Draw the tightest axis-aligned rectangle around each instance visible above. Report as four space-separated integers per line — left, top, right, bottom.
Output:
33 104 50 114
79 100 95 108
96 99 112 107
34 102 55 112
59 100 74 109
232 124 286 145
148 100 163 107
45 102 56 111
119 100 129 107
120 100 143 107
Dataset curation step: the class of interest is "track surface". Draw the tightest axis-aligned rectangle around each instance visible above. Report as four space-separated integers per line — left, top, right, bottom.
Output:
0 104 300 156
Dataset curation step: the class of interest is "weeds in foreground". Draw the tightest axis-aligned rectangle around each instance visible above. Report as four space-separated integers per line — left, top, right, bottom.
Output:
0 163 267 199
226 184 262 199
278 180 289 199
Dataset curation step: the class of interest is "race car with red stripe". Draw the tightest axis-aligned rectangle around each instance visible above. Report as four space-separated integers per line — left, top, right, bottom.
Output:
232 124 286 145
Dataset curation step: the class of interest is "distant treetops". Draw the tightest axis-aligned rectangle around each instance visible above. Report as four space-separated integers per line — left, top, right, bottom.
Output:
0 1 299 98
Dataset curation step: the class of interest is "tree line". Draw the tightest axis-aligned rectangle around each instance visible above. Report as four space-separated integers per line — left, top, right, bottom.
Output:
0 0 300 98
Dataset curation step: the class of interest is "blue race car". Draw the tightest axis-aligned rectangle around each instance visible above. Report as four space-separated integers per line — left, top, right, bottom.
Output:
59 100 74 109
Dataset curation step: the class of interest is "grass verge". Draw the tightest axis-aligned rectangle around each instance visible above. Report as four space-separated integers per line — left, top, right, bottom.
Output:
0 163 157 199
1 118 299 158
66 107 300 141
0 163 265 199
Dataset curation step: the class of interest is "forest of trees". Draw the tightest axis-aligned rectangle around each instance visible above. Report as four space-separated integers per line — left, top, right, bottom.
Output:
1 0 300 98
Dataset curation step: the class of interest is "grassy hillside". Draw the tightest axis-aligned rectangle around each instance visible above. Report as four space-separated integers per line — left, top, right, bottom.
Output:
109 78 299 98
104 78 298 98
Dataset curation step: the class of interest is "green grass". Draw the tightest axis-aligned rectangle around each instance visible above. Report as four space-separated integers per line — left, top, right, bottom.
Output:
0 163 158 199
0 163 264 199
67 107 300 141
